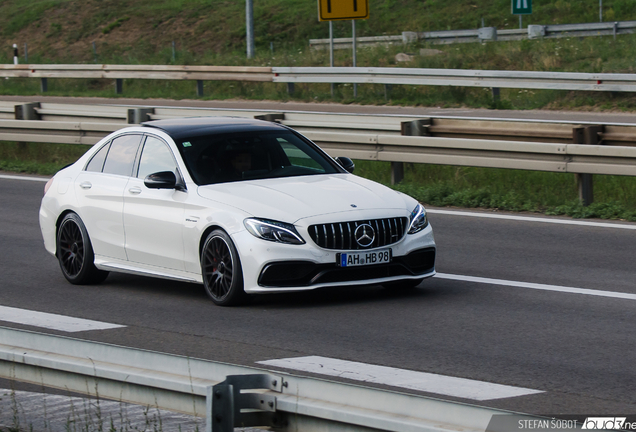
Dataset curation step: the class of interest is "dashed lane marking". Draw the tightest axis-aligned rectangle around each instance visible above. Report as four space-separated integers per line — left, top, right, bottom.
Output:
435 273 636 301
0 174 49 182
0 306 125 332
427 208 636 230
257 356 543 401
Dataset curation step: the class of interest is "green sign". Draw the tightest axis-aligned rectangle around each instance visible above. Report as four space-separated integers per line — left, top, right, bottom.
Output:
512 0 532 15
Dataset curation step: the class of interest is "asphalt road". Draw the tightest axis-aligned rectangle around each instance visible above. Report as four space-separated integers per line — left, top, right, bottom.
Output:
1 176 635 420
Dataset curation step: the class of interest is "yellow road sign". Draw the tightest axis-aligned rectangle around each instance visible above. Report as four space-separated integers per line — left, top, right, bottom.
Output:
318 0 369 21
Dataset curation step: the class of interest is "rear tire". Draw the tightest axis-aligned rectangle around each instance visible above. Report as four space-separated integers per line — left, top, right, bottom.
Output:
56 213 109 285
201 230 247 306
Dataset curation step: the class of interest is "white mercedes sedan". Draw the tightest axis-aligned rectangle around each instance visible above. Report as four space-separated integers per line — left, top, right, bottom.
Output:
39 117 436 306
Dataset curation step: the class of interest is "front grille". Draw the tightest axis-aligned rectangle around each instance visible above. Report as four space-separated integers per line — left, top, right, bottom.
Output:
308 217 408 250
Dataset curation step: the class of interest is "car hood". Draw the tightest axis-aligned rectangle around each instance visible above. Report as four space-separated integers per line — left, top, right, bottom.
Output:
196 174 414 223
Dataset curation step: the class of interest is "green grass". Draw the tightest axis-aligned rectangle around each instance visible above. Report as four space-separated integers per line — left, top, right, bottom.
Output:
354 160 636 221
0 142 90 175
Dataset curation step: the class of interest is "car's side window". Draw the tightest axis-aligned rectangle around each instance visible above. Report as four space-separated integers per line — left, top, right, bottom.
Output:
136 136 177 180
102 135 142 177
85 142 111 172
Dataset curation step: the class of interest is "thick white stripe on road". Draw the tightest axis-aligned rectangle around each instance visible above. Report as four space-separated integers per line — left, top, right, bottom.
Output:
427 209 636 230
0 174 49 182
257 356 543 401
0 306 125 332
436 273 636 301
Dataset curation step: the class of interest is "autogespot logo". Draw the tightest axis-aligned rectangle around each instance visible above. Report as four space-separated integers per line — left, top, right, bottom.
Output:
582 418 629 430
354 224 375 248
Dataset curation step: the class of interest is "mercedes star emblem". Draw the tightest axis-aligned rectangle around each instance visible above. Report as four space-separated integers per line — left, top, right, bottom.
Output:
354 224 375 248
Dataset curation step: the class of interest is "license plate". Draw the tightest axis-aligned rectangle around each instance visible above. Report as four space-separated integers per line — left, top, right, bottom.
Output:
337 249 392 267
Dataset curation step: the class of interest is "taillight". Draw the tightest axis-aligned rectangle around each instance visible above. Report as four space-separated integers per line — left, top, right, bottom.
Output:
44 178 54 196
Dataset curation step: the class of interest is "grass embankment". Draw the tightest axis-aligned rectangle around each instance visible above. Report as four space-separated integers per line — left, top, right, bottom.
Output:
2 0 636 219
2 1 636 110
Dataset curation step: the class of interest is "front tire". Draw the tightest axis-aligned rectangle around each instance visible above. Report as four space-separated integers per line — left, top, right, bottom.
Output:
201 230 247 306
56 213 108 285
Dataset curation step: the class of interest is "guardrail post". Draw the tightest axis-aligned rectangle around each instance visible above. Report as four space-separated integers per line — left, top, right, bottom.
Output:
478 27 497 42
115 79 123 95
401 119 431 137
391 162 404 185
208 374 284 432
13 102 40 153
528 25 546 39
573 125 604 206
14 102 41 120
254 113 285 123
127 108 155 124
492 87 501 105
402 31 418 44
40 78 48 93
287 82 295 95
385 84 392 101
396 119 432 184
197 80 204 97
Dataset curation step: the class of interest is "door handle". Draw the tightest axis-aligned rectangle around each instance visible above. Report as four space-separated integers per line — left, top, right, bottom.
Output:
128 187 142 195
79 181 92 189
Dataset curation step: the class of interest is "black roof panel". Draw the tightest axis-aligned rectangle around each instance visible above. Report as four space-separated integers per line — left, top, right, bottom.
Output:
142 117 284 140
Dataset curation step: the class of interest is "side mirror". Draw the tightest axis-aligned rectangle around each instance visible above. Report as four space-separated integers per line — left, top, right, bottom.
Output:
144 171 177 189
335 157 355 173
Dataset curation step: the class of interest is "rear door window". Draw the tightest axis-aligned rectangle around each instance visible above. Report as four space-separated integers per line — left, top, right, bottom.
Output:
85 142 110 172
102 134 142 177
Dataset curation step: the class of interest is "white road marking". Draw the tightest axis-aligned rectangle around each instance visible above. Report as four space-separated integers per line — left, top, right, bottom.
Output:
435 273 636 301
0 174 49 182
257 356 543 401
0 306 125 332
427 208 636 230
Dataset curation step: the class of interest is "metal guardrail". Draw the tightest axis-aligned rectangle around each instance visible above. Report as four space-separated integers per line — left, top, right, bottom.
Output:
4 101 636 146
309 20 636 49
0 326 543 432
3 100 636 205
0 64 273 81
3 63 636 95
0 64 272 95
272 67 636 93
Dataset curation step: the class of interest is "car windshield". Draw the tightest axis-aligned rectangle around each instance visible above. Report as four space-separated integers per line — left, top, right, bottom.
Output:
176 130 343 185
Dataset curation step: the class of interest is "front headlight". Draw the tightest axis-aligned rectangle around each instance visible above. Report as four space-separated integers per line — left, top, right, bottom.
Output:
408 204 428 234
244 218 306 245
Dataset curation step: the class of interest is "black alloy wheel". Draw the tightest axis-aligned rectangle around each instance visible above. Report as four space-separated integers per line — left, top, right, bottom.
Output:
201 229 247 306
56 213 108 284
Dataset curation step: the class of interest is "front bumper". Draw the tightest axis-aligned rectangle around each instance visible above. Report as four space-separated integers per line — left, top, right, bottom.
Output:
233 223 436 294
259 247 435 287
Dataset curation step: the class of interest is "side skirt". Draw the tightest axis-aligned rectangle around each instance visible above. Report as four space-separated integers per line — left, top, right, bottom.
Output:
94 256 202 284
